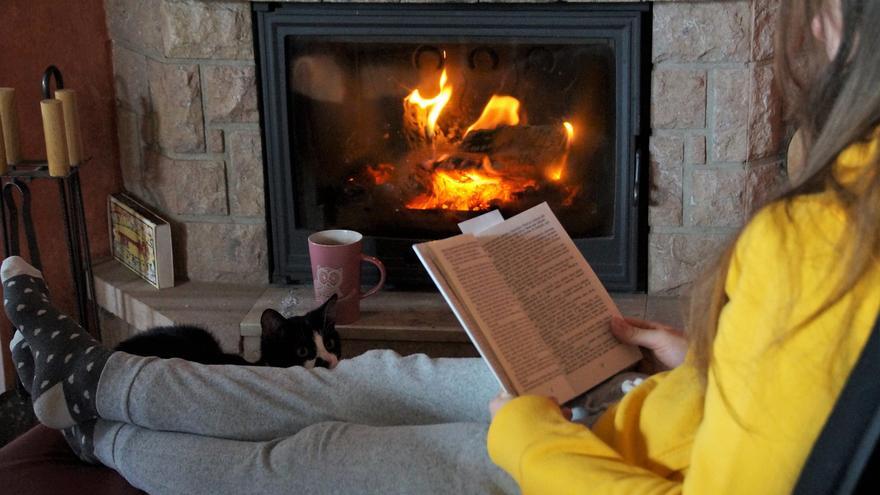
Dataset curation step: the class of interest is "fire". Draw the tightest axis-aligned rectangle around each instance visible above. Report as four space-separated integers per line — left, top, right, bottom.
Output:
563 121 575 140
406 161 537 212
392 69 578 212
464 95 521 135
404 69 452 139
548 121 575 182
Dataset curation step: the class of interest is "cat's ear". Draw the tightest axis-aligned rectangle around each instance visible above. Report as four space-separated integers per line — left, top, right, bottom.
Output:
311 294 337 330
260 309 287 339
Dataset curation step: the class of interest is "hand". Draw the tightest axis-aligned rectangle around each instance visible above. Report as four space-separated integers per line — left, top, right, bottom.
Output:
611 316 687 372
489 391 572 421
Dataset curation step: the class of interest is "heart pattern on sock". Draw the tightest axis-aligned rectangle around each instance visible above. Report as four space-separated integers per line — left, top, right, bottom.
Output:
9 330 34 394
2 256 113 429
61 419 100 464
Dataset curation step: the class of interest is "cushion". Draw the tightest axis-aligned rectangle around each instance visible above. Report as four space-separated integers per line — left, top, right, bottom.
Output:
0 424 142 494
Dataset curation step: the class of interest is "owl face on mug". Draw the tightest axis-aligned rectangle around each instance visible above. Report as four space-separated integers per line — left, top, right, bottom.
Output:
316 265 344 300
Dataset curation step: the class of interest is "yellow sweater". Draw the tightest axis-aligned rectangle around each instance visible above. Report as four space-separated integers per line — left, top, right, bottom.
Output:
487 138 880 494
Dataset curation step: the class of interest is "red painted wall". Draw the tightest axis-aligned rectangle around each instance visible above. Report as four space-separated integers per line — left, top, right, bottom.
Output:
0 0 123 386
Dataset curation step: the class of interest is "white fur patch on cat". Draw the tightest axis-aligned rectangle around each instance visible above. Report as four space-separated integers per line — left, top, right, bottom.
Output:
313 333 339 369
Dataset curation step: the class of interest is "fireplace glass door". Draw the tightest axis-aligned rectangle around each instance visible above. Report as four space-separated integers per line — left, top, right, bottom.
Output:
256 4 649 290
289 38 615 239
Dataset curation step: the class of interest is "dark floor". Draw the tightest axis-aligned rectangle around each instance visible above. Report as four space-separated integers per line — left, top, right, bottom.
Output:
0 388 37 448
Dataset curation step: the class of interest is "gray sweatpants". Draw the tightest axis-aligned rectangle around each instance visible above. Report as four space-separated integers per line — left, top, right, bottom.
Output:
92 349 518 495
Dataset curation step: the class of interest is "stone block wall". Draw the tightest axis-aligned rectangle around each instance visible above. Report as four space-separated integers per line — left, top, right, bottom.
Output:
648 0 785 292
105 0 784 292
106 0 266 284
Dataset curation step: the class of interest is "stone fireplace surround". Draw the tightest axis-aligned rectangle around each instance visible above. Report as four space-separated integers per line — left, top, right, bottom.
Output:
106 0 784 296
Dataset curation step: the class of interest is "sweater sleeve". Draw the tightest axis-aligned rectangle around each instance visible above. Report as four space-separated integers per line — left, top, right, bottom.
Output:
487 395 681 495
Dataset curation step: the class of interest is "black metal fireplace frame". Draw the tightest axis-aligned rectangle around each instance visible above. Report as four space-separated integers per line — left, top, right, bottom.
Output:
254 2 650 291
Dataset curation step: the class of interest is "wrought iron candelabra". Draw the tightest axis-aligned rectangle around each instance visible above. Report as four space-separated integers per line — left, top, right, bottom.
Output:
0 66 100 339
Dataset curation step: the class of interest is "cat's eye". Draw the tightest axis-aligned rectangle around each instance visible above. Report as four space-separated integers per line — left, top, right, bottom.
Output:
296 347 309 358
325 338 337 350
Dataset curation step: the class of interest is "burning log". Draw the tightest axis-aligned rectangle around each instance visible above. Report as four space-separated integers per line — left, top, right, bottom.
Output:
418 152 486 172
403 69 453 149
403 149 542 211
459 124 569 170
404 101 450 149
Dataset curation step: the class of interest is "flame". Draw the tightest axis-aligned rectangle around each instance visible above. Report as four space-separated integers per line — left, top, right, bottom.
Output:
407 159 537 212
405 69 452 138
464 95 521 135
398 71 579 212
548 121 575 182
563 121 575 140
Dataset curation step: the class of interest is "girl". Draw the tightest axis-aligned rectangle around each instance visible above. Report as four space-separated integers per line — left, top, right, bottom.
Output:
5 0 878 493
488 0 880 493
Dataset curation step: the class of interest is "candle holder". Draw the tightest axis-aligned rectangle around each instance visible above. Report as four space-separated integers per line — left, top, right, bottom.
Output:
0 66 100 340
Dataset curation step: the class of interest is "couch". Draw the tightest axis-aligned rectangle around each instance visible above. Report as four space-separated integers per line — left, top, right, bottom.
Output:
0 424 141 494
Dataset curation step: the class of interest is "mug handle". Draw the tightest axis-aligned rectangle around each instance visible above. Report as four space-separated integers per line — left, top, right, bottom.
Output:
359 254 386 299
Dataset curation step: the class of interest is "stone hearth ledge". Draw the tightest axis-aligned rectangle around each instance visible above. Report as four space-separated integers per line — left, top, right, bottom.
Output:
95 259 684 362
94 259 265 354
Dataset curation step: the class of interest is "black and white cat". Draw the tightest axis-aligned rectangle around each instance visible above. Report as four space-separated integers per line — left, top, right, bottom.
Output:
115 295 341 369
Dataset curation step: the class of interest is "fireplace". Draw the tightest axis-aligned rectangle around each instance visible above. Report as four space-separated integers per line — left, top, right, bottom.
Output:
256 3 650 291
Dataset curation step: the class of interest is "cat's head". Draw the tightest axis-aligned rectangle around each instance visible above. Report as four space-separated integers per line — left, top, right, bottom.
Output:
259 294 341 369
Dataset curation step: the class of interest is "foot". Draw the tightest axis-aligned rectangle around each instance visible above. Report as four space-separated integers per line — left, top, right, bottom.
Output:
11 330 92 460
2 256 113 429
61 420 100 464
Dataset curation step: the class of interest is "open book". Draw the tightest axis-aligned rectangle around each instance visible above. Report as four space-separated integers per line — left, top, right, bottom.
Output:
413 202 641 404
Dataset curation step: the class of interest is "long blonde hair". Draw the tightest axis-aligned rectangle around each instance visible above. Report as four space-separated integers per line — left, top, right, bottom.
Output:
688 0 880 379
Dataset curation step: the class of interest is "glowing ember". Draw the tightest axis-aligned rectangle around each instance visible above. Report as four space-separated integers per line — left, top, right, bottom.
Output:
464 95 521 135
404 69 452 139
367 164 395 185
406 166 537 211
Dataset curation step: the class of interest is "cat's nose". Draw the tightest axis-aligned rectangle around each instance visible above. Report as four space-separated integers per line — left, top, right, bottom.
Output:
315 356 339 369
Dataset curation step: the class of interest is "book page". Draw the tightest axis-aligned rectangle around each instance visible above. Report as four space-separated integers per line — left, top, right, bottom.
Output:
473 202 641 398
413 242 516 394
417 203 641 402
426 234 567 397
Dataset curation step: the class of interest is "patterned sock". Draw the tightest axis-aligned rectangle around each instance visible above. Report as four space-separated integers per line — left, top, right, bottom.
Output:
1 256 113 429
61 420 100 464
9 330 35 394
11 330 91 460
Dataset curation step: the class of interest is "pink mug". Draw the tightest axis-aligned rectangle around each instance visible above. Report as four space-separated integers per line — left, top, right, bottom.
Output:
308 229 386 325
